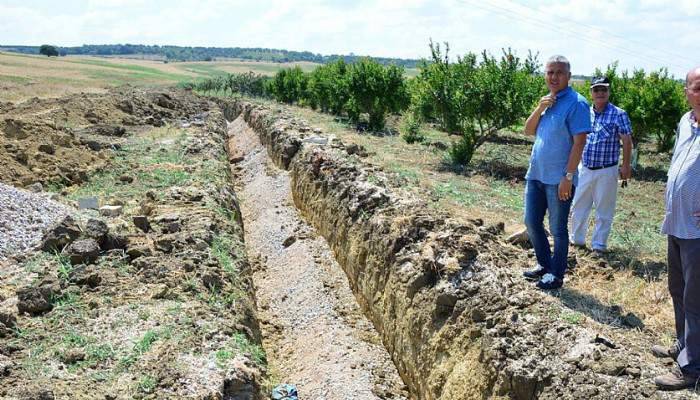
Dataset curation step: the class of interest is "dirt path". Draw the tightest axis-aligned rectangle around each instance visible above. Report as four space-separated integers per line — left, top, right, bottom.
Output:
228 116 409 400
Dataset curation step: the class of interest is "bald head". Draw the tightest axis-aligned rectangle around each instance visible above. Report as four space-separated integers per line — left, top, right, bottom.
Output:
685 66 700 113
686 66 700 87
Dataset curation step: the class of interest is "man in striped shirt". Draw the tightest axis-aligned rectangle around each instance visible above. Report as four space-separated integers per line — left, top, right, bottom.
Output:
570 77 633 253
652 66 700 390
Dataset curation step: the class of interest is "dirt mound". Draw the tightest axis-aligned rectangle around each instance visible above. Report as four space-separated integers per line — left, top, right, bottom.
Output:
0 90 264 399
0 87 209 188
224 100 685 400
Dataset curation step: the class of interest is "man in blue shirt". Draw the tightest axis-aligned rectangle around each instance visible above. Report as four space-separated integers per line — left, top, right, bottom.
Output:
522 55 591 290
652 66 700 390
570 77 633 254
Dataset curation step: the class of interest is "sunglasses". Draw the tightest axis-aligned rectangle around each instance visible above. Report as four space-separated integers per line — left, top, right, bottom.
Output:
592 87 609 93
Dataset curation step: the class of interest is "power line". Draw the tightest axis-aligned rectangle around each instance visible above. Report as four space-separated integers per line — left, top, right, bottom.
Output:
454 0 687 74
458 0 686 71
508 0 696 67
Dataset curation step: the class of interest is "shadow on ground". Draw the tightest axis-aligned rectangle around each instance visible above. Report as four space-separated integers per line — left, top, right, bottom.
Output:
556 287 646 330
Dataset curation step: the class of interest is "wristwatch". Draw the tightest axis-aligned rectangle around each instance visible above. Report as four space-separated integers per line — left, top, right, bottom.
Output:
565 172 574 182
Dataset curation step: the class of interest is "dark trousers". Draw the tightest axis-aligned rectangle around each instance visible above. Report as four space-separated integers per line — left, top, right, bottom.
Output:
668 235 700 375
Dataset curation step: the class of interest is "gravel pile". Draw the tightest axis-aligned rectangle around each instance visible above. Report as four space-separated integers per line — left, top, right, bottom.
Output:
0 183 71 260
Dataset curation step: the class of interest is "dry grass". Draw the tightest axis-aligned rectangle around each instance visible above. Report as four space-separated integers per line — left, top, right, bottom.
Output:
0 52 320 103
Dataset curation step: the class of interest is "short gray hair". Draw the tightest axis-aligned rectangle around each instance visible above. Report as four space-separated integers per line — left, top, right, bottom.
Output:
546 55 570 72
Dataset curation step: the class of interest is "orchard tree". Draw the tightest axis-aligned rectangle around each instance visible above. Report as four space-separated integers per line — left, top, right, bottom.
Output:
413 41 541 165
269 66 308 104
307 59 350 114
345 58 409 130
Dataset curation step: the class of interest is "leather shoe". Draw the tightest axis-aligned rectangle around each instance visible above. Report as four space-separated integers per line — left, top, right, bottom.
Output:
651 342 681 361
655 368 699 391
523 264 547 281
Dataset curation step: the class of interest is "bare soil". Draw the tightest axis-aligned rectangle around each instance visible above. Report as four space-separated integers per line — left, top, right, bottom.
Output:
228 116 409 399
0 88 264 399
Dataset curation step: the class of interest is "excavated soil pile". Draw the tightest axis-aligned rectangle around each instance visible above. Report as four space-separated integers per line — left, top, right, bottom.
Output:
0 86 207 188
0 89 264 399
223 100 687 400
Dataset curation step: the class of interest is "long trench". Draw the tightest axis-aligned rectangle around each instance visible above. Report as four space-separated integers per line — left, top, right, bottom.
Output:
227 116 409 399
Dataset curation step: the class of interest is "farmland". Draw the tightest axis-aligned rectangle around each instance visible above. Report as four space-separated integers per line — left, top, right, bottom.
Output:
0 49 690 399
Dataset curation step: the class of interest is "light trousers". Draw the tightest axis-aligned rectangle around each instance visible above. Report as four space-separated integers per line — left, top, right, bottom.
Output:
570 164 619 250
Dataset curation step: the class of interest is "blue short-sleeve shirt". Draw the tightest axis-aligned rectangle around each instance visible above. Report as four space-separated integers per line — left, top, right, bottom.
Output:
525 86 591 185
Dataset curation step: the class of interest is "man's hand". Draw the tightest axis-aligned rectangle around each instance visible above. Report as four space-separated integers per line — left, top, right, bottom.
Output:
619 164 632 180
537 94 556 111
695 212 700 227
558 177 573 201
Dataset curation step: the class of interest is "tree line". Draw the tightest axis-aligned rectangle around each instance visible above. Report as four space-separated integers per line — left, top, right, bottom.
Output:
188 42 688 166
0 43 420 67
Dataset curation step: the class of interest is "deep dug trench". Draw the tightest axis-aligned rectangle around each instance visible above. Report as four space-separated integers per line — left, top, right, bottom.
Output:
223 100 686 400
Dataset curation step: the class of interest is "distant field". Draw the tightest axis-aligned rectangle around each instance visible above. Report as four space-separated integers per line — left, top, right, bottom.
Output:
0 52 325 102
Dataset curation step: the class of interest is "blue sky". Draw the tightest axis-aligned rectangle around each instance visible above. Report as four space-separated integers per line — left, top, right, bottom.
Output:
1 0 696 77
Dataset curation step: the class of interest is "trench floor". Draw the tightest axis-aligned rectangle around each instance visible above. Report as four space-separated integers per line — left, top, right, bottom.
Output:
228 116 409 400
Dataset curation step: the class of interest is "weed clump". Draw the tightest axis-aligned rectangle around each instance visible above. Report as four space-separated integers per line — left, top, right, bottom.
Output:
400 113 424 144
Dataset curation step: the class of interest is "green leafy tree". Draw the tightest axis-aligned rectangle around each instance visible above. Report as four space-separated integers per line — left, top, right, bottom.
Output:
413 41 541 165
225 72 269 97
39 44 59 57
307 59 350 114
269 66 308 104
345 58 409 130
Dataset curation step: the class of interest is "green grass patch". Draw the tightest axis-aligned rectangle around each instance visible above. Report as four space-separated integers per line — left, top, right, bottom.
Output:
69 128 194 203
232 332 266 366
211 234 241 280
0 74 31 84
70 58 187 82
561 310 585 325
134 330 159 354
54 251 73 282
215 349 234 368
118 327 171 370
215 333 266 368
138 375 157 393
22 252 52 274
431 178 522 214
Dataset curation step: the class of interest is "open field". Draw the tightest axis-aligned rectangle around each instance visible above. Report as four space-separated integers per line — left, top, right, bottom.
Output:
0 52 419 103
0 52 324 103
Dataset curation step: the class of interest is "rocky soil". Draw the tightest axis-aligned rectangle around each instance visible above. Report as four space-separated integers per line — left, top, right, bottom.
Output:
228 116 409 399
223 99 697 400
0 86 208 188
0 88 264 399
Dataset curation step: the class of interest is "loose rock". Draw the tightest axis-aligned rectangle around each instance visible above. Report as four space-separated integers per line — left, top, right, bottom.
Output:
64 238 100 265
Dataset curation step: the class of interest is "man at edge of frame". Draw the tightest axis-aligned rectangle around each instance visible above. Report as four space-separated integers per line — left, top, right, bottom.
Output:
521 55 590 290
651 66 700 391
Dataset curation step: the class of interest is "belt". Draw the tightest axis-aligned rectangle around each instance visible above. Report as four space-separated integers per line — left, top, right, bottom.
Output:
586 162 618 170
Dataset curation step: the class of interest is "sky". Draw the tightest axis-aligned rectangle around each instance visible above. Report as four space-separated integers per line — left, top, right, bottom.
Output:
1 0 696 77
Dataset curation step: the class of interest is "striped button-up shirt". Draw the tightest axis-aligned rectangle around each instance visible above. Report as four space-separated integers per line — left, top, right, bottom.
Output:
662 111 700 239
582 102 632 168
